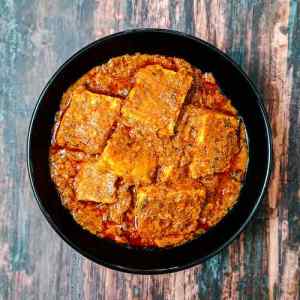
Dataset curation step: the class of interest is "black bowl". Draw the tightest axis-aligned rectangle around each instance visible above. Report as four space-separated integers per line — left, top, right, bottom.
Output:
27 29 272 274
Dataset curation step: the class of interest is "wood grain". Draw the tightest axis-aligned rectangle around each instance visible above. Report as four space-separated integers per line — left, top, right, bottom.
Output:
0 0 299 299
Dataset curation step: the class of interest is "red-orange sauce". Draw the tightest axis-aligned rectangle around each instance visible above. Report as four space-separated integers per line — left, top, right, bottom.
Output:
49 54 248 248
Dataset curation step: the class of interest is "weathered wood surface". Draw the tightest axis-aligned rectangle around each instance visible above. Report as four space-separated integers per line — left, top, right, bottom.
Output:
0 0 299 299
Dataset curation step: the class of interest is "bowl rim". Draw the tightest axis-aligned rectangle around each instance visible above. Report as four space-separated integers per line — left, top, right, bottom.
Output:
27 28 273 274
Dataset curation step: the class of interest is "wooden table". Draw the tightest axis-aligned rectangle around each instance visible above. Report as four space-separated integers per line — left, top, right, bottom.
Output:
1 1 299 299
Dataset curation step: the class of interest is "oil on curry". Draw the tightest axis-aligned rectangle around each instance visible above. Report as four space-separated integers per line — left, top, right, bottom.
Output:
49 54 249 248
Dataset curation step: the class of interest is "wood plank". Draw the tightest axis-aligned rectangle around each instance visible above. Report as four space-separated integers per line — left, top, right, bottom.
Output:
0 0 299 299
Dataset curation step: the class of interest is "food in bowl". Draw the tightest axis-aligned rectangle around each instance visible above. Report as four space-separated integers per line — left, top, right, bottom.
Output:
49 53 248 248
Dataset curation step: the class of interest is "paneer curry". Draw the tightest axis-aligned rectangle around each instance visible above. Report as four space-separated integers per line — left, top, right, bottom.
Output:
50 54 248 248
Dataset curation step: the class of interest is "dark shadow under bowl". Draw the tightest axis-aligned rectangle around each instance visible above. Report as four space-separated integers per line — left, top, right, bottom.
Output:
27 29 272 274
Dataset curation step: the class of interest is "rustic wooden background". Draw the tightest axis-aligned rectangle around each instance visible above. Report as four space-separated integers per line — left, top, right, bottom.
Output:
0 0 299 299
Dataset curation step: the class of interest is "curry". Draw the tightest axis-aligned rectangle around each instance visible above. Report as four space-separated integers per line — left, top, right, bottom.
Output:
49 54 248 248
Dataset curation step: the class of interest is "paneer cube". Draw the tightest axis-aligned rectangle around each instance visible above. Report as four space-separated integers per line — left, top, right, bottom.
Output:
179 106 240 178
135 182 206 246
100 126 157 184
74 160 118 203
122 65 193 136
56 86 121 154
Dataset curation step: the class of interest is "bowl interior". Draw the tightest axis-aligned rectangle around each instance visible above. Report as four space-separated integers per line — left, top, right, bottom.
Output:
27 29 272 274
